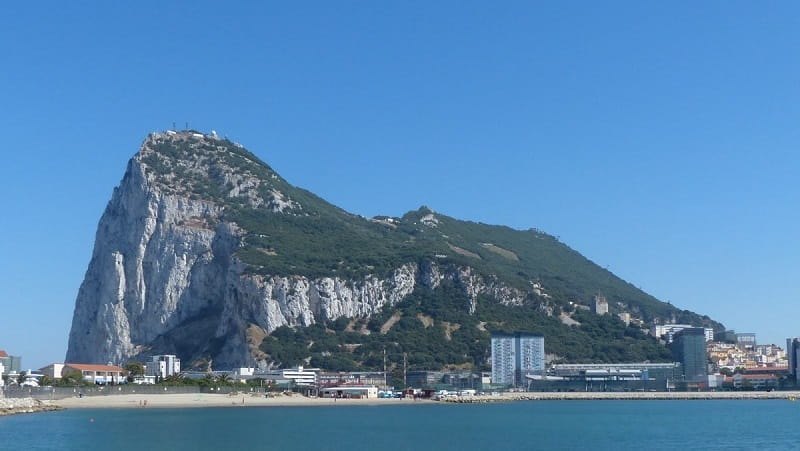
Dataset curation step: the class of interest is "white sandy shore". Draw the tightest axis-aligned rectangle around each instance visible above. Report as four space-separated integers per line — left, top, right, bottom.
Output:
50 390 800 410
54 393 428 409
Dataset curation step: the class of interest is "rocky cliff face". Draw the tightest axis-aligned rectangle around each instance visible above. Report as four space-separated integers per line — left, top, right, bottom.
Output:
66 132 529 368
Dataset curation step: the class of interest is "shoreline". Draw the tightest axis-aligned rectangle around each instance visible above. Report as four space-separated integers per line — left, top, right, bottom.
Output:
52 393 434 409
44 390 800 410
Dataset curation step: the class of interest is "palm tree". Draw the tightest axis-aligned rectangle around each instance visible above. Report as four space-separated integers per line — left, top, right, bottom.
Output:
217 374 232 385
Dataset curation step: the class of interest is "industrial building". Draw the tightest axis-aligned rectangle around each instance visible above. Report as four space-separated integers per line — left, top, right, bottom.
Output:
527 363 682 391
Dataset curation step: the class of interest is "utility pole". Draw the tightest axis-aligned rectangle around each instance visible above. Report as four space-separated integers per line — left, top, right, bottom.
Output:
403 352 407 388
383 348 387 388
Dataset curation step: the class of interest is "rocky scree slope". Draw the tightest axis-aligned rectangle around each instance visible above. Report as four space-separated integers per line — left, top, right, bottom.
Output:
66 131 722 370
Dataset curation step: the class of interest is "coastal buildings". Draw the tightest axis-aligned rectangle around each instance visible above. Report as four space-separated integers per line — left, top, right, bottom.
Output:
406 371 490 390
62 363 125 384
535 363 683 391
39 363 65 380
319 371 386 387
257 366 319 386
736 333 757 350
787 338 800 383
671 328 708 383
707 339 787 372
0 350 21 375
147 355 181 379
321 386 378 398
491 332 545 386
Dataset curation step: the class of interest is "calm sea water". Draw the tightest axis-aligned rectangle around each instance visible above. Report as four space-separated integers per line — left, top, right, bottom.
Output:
2 400 799 450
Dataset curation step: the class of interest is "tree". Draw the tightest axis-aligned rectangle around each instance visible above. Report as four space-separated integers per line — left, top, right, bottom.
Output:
125 361 145 377
39 375 54 387
57 370 87 387
125 361 145 382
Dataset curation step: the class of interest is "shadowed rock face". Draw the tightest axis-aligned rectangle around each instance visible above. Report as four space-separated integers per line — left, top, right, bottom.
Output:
66 132 526 369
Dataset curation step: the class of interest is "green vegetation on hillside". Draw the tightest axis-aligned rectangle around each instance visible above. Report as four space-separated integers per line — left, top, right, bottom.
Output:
143 134 723 368
258 281 674 371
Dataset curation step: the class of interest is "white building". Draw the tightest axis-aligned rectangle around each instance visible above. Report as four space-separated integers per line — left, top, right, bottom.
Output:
146 355 181 379
257 366 319 386
321 386 378 398
132 375 157 384
651 324 714 343
39 363 65 380
234 367 255 377
0 361 4 386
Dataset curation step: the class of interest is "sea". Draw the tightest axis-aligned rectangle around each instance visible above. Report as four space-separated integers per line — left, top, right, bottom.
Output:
2 400 799 450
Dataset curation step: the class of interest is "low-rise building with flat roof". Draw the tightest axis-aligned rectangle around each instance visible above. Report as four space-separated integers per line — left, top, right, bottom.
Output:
257 366 320 386
321 386 378 399
63 363 126 384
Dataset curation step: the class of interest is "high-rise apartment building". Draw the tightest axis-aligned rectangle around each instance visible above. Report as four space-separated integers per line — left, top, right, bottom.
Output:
491 332 545 386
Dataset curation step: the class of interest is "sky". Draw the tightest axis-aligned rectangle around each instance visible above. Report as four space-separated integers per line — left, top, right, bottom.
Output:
1 1 798 369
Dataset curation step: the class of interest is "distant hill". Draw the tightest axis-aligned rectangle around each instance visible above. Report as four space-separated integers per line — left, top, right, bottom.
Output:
66 131 723 371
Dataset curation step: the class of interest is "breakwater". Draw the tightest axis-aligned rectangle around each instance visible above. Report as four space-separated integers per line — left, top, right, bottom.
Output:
0 397 63 416
439 390 800 403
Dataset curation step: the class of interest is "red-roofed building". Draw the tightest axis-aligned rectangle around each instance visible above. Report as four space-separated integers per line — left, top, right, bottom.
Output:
63 363 126 384
0 350 8 358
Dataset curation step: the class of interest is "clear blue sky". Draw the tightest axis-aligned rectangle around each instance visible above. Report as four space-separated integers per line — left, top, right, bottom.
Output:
1 2 798 369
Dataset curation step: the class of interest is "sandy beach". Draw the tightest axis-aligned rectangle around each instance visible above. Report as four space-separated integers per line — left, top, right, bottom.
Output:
48 390 800 410
53 393 430 409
